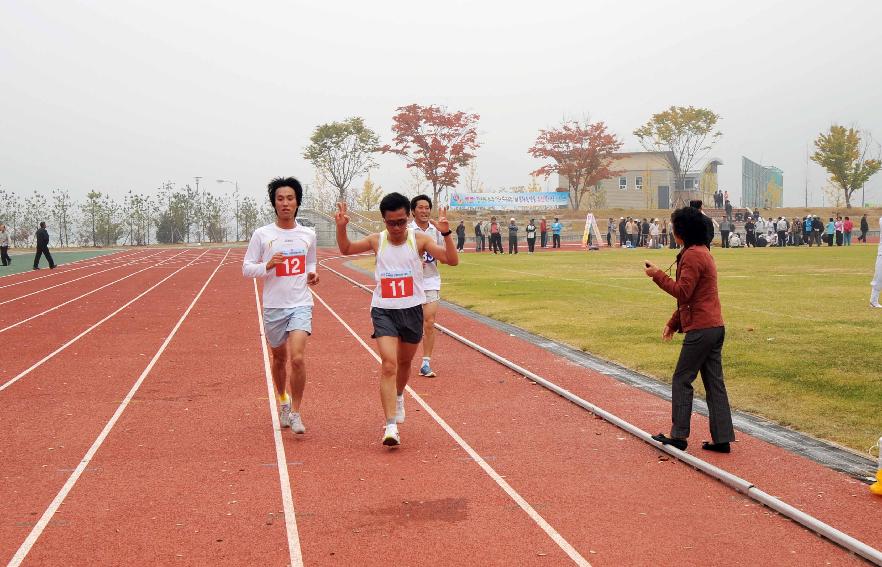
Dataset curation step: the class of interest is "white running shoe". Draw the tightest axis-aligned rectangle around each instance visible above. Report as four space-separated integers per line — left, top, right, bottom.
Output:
290 412 306 434
395 396 405 424
871 302 882 309
382 424 400 446
279 401 292 428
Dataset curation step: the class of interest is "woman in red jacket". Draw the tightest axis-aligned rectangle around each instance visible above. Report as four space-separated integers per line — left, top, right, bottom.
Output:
644 206 735 453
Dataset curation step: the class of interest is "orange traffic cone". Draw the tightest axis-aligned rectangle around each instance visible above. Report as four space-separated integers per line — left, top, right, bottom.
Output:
872 438 882 496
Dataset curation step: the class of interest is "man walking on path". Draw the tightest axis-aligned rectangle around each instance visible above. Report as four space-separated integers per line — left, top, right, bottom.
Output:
335 194 458 446
0 224 10 266
409 195 446 378
551 218 562 248
871 215 882 308
243 177 319 435
33 221 56 270
474 219 484 252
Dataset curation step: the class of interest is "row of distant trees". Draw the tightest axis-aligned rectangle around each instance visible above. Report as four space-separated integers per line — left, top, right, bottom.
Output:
304 105 881 211
0 184 273 249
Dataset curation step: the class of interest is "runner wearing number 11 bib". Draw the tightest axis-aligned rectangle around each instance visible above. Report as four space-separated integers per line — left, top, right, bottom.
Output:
243 177 319 436
335 193 459 447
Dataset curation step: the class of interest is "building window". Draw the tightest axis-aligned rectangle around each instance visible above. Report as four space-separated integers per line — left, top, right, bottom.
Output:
619 176 627 190
635 176 643 191
684 178 694 190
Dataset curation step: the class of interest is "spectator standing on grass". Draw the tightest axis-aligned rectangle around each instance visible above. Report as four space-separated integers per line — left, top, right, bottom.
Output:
33 221 56 270
804 216 814 247
843 216 853 246
474 218 484 252
489 216 502 254
649 219 660 249
606 217 615 247
835 216 844 246
744 218 756 247
870 215 882 308
540 217 548 248
661 219 669 247
508 217 519 254
641 218 650 247
625 217 636 247
242 177 319 436
455 220 466 252
526 218 537 253
776 217 787 247
812 216 824 246
860 214 869 244
335 195 458 446
645 206 735 454
618 217 626 247
719 217 731 248
0 224 10 266
825 217 835 247
552 218 563 248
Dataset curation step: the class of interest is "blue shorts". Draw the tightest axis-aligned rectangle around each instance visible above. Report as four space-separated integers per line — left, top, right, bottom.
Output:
263 306 312 348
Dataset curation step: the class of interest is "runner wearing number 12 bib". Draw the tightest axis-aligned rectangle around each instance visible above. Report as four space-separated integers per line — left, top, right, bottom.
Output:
243 177 319 436
335 193 458 447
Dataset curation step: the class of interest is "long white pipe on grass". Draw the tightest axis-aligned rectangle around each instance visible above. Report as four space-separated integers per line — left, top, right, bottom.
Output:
320 257 882 566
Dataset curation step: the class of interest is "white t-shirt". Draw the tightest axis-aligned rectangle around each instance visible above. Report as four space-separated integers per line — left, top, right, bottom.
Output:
242 222 317 308
408 220 443 291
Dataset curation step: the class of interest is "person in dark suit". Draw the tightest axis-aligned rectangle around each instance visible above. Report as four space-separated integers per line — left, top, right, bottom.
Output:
644 206 735 453
33 221 56 270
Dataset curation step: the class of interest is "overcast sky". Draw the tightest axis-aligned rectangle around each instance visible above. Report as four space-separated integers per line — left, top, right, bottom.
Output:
2 0 881 208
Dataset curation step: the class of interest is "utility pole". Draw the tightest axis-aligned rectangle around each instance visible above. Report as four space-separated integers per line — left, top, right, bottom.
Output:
194 176 203 243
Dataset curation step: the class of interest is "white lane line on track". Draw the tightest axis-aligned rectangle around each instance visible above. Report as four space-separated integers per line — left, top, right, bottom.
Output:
251 280 304 567
310 288 592 567
0 249 210 393
5 249 230 567
320 258 882 566
0 250 143 288
0 251 188 334
0 250 168 307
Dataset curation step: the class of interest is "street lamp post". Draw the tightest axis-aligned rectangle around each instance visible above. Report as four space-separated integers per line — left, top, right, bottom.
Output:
217 179 239 241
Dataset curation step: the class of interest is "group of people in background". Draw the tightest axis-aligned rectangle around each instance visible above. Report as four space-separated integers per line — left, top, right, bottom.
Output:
609 216 667 249
731 213 869 248
471 216 563 254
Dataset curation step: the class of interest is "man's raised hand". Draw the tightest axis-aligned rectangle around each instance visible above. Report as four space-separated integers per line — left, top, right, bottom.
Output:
435 206 450 234
335 202 350 227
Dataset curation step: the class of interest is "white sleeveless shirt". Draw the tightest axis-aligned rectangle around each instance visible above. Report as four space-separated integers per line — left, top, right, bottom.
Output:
371 229 426 309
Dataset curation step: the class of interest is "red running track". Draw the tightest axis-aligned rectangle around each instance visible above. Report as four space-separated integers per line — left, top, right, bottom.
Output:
1 247 880 566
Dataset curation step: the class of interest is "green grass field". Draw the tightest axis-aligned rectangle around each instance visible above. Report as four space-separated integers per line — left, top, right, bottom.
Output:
356 244 882 455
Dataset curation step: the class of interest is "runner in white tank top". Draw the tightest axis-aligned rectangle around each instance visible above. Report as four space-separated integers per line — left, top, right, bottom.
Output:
335 195 459 447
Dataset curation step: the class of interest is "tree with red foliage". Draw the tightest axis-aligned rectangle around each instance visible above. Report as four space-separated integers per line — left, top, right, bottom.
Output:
528 119 624 210
381 104 480 205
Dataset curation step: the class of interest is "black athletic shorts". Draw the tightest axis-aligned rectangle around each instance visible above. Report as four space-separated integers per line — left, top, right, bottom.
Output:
370 306 424 344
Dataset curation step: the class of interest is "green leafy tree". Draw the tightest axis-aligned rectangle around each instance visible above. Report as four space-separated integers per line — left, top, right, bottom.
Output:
238 196 259 239
80 190 102 247
811 125 881 209
51 189 76 248
633 106 722 206
303 117 380 205
23 191 50 247
355 177 384 211
97 194 123 246
203 193 228 243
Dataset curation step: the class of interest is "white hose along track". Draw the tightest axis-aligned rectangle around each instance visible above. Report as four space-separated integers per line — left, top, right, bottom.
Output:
319 254 882 566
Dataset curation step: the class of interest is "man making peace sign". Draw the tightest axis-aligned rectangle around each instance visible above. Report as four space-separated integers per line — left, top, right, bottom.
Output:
335 194 458 446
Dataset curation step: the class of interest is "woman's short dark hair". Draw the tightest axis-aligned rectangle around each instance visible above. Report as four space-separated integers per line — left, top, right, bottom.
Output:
267 177 303 213
410 194 432 211
671 206 709 247
380 192 411 217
